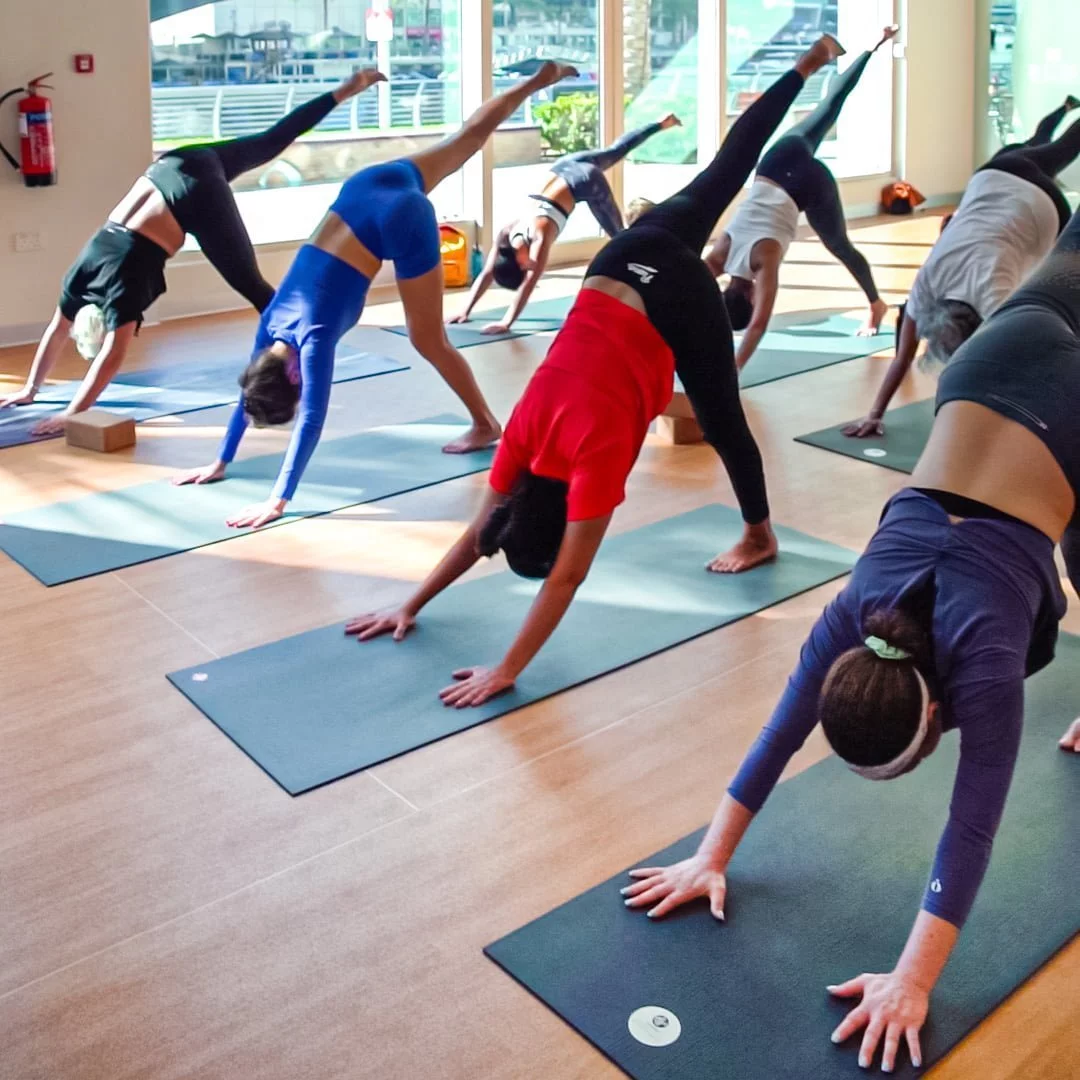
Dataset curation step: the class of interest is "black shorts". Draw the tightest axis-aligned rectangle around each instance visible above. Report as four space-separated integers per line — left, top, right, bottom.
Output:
59 223 168 330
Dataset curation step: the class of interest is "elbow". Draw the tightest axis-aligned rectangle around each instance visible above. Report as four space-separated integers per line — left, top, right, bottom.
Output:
547 564 590 591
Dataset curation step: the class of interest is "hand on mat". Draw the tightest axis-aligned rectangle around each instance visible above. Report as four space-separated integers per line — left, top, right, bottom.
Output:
1059 717 1080 751
344 610 416 642
620 855 727 920
29 415 67 437
827 971 927 1072
842 415 885 439
0 386 37 408
481 322 512 336
172 460 227 486
447 312 471 325
225 497 287 530
439 666 514 708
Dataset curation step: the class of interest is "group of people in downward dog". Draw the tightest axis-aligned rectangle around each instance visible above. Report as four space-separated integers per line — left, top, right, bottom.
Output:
4 25 1080 1074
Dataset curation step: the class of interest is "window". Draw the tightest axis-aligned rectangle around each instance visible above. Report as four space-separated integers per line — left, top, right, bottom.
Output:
985 0 1080 199
725 0 894 179
491 0 601 242
150 0 464 245
623 0 701 208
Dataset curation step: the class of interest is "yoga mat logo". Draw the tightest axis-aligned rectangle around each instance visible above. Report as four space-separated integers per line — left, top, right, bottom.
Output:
628 1006 682 1047
863 448 888 458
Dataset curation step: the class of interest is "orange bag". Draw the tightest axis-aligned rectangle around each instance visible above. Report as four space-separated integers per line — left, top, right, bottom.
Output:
881 180 926 215
439 224 470 287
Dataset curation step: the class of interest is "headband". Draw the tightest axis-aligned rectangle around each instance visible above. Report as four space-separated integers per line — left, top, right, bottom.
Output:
848 669 931 781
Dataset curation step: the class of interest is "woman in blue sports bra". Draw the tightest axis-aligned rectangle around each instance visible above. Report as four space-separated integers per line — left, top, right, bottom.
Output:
173 61 576 529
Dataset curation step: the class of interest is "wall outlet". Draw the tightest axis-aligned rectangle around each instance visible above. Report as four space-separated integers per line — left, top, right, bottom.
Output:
13 231 45 253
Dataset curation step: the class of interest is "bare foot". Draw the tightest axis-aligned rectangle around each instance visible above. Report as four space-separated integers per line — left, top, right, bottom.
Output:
335 69 386 102
857 298 889 337
660 112 682 130
706 524 778 574
536 61 579 89
1059 718 1080 751
443 420 502 454
874 25 900 52
797 34 846 79
1065 94 1080 112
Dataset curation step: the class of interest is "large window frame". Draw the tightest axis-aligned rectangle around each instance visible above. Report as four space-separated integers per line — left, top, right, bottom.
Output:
157 0 897 272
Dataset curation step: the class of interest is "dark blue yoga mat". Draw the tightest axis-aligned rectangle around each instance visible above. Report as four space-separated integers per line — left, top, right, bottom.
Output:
0 415 491 585
386 294 574 347
0 347 407 449
167 505 855 794
795 398 935 474
486 635 1080 1080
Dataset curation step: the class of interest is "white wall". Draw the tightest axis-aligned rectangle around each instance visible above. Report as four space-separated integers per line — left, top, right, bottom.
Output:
0 2 153 344
0 0 978 345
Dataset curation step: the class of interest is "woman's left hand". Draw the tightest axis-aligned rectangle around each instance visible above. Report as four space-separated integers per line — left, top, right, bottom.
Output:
30 415 67 437
439 666 515 707
828 971 928 1072
481 322 512 336
225 497 287 530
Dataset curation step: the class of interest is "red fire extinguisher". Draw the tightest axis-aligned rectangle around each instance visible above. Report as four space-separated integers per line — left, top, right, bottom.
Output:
1 74 57 187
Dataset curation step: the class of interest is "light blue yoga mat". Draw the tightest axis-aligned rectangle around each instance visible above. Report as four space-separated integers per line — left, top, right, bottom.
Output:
0 415 492 586
167 505 856 794
0 348 407 449
752 311 890 357
386 294 574 347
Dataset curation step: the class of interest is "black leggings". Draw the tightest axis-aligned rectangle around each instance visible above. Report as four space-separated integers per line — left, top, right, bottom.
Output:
145 92 339 311
982 112 1080 235
587 69 807 525
550 121 665 236
756 50 879 302
937 209 1080 592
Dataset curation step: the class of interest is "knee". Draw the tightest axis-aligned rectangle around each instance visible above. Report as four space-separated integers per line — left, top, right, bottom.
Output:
407 325 453 360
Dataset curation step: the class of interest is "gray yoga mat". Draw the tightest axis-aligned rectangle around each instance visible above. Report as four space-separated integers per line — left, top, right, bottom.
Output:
0 415 492 586
486 633 1080 1080
0 347 407 449
167 505 855 794
385 294 574 347
795 399 935 474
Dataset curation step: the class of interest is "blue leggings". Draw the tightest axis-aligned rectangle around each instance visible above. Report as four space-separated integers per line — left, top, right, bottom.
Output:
549 121 665 236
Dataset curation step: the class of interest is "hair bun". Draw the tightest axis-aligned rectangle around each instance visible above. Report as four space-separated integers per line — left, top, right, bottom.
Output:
862 608 928 663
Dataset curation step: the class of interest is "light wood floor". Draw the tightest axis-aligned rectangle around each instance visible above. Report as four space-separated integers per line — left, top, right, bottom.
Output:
1 211 1077 1080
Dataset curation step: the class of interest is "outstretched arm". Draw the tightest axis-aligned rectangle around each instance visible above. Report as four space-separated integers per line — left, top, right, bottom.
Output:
439 512 612 706
28 323 137 436
1 308 71 408
734 262 779 370
451 242 500 322
487 229 555 333
844 311 920 437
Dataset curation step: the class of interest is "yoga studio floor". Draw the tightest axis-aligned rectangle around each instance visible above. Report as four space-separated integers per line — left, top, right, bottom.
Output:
3 211 1077 1078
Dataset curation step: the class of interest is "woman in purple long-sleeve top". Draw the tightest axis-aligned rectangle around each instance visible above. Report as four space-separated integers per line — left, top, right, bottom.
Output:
622 208 1080 1073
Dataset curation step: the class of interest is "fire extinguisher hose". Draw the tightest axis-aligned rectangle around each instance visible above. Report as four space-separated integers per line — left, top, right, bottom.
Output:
0 87 26 170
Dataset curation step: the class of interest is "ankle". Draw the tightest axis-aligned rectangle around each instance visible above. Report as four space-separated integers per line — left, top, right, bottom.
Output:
744 520 775 545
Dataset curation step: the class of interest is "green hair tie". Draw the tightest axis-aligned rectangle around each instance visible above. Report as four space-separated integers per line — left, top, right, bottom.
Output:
864 635 911 661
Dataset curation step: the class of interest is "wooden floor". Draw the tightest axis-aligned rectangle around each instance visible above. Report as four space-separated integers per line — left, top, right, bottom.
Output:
1 211 1077 1080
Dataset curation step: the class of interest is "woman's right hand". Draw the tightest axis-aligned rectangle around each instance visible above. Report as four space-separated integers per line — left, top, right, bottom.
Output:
345 609 417 642
447 312 470 325
842 415 885 438
171 461 227 486
621 854 728 920
0 386 37 409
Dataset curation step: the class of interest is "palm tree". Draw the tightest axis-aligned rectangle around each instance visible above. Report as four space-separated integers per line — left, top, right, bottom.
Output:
623 0 652 97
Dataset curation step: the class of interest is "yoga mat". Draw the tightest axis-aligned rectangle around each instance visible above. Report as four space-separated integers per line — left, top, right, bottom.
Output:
751 312 890 358
795 398 935 475
0 347 407 450
167 505 855 794
486 633 1080 1080
0 415 491 586
386 295 574 347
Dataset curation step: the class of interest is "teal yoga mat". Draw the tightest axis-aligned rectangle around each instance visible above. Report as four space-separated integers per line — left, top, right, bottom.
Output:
385 294 574 347
0 347 407 449
795 398 935 474
167 505 855 794
486 634 1080 1080
0 415 492 586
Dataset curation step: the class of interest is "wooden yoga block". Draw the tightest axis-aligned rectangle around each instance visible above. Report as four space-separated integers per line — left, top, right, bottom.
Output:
655 385 703 445
65 410 136 453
